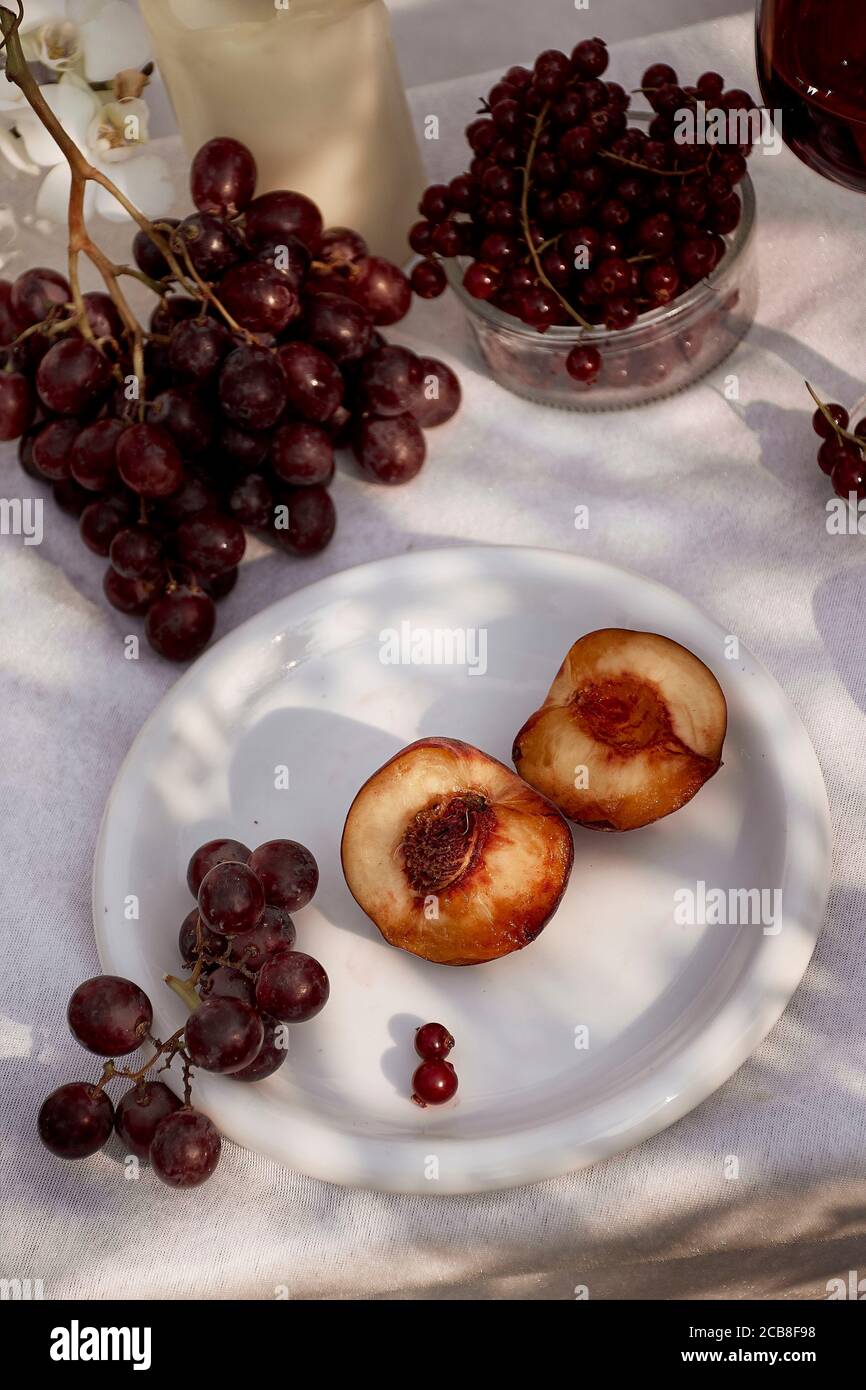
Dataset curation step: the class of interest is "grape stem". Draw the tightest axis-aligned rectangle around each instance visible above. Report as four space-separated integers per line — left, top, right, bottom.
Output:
96 1025 186 1090
519 102 592 330
171 233 255 343
189 912 257 983
164 974 201 1012
0 2 246 406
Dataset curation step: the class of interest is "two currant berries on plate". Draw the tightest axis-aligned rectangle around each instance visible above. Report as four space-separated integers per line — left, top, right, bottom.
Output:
38 836 325 1189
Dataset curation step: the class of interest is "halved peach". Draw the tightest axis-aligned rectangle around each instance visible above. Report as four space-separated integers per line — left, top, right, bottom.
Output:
513 629 726 832
341 737 574 966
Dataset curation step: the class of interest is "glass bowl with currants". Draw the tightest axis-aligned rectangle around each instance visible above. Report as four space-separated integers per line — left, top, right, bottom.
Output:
412 43 759 410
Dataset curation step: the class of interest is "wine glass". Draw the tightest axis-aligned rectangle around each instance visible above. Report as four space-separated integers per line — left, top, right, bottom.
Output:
756 0 866 191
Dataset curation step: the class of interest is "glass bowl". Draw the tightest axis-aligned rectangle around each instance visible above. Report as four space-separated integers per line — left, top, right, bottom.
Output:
444 171 757 411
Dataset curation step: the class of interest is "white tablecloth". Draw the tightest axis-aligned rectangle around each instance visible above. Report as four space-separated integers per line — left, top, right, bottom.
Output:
2 10 864 1300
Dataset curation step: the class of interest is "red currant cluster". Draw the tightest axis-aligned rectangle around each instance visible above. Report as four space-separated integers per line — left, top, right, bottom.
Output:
408 39 756 384
809 391 866 502
411 1021 458 1106
1 137 461 662
38 835 326 1188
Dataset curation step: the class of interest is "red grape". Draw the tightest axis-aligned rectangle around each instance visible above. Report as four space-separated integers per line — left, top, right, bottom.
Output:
229 1014 288 1082
117 423 184 497
218 421 272 469
303 293 373 363
202 564 240 603
168 317 231 382
81 290 123 341
358 344 422 416
80 498 131 556
244 189 323 253
11 266 70 327
255 949 329 1022
176 511 246 575
133 218 180 280
147 386 214 456
145 585 216 660
256 233 311 291
410 356 461 427
39 1082 114 1159
31 417 80 481
199 859 265 935
187 837 252 895
115 1081 181 1160
269 420 334 486
185 996 264 1073
158 474 215 525
352 412 426 484
319 225 368 266
191 137 257 217
178 906 226 964
349 255 411 325
0 277 23 342
218 262 299 334
36 338 111 414
67 975 152 1056
219 344 287 428
248 839 318 910
149 294 199 336
276 340 343 422
150 1107 221 1187
227 904 296 972
70 417 124 491
109 525 164 580
0 370 35 441
53 478 90 516
173 213 243 280
198 965 257 1007
229 472 273 528
271 484 336 554
103 566 161 615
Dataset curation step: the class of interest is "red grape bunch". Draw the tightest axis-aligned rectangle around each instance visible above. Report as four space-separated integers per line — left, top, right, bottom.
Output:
406 38 758 385
2 136 461 662
38 834 327 1188
809 389 866 504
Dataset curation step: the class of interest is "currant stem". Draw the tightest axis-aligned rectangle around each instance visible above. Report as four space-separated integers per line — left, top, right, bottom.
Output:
600 149 708 177
805 381 866 452
520 102 592 331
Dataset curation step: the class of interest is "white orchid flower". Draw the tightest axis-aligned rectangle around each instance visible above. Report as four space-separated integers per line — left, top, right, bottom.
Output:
34 149 174 224
13 72 98 166
11 73 172 223
1 4 171 222
0 62 28 113
17 0 151 83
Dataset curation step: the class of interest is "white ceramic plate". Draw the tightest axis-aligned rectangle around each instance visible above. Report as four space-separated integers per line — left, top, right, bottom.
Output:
93 546 831 1194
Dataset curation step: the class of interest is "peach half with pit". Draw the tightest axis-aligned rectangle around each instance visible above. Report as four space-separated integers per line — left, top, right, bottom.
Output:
512 629 727 832
341 737 574 966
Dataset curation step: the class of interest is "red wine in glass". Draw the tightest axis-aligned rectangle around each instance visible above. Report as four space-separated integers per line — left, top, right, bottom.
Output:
756 0 866 191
